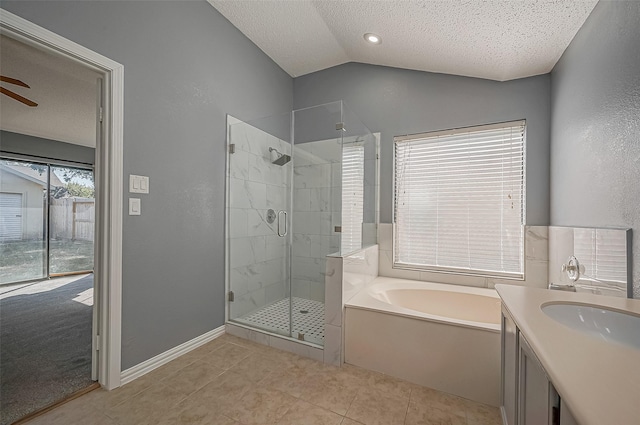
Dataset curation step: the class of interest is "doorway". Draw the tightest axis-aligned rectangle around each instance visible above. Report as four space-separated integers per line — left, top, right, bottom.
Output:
0 86 98 425
0 7 124 423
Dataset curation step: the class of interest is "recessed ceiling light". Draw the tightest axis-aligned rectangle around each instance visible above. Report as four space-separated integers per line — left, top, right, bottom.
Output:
364 33 381 45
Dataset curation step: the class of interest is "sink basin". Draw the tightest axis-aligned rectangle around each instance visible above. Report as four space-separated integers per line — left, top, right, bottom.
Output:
541 303 640 350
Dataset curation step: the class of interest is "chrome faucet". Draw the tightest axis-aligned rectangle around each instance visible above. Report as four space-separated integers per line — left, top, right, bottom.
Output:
561 255 581 281
549 255 582 291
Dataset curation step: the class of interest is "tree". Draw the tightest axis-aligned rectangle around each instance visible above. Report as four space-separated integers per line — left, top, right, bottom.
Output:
2 160 94 198
57 168 93 182
65 182 95 198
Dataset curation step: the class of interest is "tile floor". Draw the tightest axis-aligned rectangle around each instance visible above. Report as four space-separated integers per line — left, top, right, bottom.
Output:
24 334 502 425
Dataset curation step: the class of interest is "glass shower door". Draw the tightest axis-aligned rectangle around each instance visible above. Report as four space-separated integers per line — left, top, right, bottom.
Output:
227 115 293 338
290 101 345 345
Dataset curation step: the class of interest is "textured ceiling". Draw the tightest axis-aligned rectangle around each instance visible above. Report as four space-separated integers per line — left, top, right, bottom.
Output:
209 0 599 81
0 35 100 147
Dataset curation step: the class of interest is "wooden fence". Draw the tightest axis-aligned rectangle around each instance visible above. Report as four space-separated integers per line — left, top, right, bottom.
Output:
50 197 95 241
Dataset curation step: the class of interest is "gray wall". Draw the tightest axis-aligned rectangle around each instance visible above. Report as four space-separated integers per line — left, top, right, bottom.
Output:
293 63 551 225
1 1 293 368
1 130 95 165
550 1 640 298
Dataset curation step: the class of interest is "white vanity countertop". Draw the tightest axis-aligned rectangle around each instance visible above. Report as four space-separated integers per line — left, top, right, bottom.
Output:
495 285 640 425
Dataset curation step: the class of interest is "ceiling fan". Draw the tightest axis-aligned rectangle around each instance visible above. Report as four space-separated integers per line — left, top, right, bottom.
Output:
0 75 38 107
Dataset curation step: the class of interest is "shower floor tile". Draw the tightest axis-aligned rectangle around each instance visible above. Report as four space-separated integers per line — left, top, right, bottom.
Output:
234 297 324 345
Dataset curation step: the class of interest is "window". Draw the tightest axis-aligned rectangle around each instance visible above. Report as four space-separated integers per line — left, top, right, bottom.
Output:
394 121 526 278
341 144 365 254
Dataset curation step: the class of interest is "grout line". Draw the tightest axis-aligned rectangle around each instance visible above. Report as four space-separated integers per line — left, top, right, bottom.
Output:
342 390 359 422
403 391 413 424
402 387 413 425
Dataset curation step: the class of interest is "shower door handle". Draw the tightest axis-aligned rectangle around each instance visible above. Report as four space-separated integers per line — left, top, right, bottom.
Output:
277 210 288 237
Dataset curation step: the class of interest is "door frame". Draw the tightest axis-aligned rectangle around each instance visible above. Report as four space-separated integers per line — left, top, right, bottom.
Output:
0 9 124 390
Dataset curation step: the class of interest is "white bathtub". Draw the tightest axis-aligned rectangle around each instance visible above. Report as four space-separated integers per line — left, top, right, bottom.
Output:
344 276 502 406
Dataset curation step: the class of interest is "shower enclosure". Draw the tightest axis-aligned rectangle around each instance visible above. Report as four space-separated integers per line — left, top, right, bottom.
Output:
225 101 377 347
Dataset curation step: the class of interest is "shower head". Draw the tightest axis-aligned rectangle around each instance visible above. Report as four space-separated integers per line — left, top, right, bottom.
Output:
269 147 291 166
273 154 291 166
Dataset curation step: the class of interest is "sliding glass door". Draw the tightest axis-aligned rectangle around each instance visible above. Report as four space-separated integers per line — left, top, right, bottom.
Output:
0 160 48 284
49 165 95 276
0 159 94 285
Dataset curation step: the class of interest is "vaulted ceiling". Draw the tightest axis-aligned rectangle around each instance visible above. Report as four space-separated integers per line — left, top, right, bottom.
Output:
0 2 600 148
209 0 599 81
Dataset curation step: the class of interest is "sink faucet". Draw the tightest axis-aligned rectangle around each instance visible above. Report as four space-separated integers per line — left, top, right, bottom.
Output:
561 255 581 282
549 256 582 292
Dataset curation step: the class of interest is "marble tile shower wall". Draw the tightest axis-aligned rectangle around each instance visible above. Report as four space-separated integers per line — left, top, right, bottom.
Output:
291 140 342 303
228 122 291 317
377 223 549 289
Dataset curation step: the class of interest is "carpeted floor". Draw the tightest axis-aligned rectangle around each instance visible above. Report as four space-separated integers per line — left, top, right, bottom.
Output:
0 274 95 425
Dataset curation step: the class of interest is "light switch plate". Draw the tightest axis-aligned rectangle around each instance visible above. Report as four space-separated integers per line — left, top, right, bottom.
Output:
129 175 149 194
129 198 141 215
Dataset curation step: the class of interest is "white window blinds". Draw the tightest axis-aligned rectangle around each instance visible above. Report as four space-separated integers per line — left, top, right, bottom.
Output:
394 121 525 278
341 144 365 254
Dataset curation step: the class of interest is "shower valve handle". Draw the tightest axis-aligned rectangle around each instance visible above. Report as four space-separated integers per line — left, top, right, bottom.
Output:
277 210 288 237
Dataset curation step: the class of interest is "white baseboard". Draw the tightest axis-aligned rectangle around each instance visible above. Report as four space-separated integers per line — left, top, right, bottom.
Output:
120 325 225 386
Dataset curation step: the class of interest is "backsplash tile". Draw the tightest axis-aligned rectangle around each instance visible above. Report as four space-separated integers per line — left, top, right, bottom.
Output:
377 223 631 298
525 225 549 261
548 226 631 297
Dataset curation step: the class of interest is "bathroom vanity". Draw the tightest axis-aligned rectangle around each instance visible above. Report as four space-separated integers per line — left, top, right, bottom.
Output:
496 285 640 425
